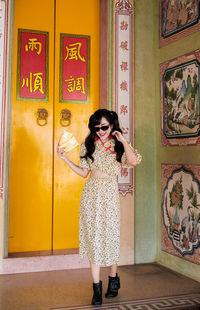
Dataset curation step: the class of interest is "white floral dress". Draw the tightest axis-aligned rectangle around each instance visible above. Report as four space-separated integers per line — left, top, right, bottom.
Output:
78 138 141 266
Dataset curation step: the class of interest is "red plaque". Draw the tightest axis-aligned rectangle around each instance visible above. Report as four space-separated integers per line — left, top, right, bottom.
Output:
60 34 90 103
17 29 49 101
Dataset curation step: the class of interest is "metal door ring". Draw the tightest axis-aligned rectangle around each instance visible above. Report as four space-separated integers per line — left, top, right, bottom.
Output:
60 109 71 127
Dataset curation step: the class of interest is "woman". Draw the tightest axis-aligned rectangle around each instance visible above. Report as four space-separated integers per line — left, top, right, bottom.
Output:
57 109 141 306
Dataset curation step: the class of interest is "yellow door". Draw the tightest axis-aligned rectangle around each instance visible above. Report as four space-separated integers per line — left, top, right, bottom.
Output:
53 0 100 250
8 0 100 254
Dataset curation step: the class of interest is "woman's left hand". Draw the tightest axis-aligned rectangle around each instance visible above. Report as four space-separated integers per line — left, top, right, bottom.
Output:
112 131 126 143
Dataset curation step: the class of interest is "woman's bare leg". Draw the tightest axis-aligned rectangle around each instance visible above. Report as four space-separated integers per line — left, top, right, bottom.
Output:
109 264 118 277
90 261 101 283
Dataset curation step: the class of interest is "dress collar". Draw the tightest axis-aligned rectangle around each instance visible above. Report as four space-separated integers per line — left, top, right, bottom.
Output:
94 135 113 143
95 137 116 154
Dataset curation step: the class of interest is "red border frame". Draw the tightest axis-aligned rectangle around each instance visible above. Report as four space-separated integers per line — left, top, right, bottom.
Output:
115 0 134 196
16 29 49 101
59 33 90 103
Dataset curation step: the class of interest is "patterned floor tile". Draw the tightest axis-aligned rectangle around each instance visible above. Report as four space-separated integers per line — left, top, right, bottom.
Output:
51 293 200 310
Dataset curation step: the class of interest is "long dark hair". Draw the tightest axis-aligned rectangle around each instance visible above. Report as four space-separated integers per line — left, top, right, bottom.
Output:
81 109 124 162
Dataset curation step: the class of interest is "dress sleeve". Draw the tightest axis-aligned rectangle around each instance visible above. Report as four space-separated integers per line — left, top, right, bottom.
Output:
121 143 142 167
78 143 90 170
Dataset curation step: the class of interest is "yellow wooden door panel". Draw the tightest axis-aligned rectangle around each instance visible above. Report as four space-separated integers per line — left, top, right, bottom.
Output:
8 0 54 253
9 0 100 253
53 0 100 249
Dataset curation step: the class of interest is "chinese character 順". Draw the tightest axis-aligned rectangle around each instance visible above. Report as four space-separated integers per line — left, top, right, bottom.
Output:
21 72 44 94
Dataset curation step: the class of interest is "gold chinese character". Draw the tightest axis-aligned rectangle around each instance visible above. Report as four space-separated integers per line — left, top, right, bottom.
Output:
21 72 44 94
33 73 44 94
65 76 85 94
25 38 42 55
21 73 33 93
65 42 85 62
65 76 76 92
76 77 85 94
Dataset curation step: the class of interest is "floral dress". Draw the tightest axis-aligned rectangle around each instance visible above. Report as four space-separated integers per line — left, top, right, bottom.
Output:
78 138 141 266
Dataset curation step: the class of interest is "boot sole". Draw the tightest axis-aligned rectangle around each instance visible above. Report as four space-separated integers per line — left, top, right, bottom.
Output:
92 301 102 306
105 293 118 298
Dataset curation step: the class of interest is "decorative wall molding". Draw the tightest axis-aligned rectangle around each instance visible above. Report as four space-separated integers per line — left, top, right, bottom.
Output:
0 0 8 199
115 0 134 196
100 0 109 109
115 0 133 13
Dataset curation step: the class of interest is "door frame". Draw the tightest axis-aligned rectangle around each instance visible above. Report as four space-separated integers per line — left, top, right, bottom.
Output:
3 0 112 258
1 0 135 273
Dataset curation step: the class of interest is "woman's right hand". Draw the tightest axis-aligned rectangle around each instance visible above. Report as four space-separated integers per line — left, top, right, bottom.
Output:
56 144 89 178
57 145 67 161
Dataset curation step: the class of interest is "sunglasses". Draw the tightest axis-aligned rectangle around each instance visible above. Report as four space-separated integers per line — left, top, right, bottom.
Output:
94 125 110 132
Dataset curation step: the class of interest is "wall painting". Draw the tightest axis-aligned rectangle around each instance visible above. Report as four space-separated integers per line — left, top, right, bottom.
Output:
159 0 200 47
161 164 200 265
160 49 200 147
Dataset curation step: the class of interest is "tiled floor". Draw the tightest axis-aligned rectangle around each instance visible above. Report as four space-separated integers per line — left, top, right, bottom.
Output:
0 263 200 310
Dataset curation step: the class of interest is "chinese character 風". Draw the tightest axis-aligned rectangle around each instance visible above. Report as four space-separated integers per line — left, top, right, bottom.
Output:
65 42 86 62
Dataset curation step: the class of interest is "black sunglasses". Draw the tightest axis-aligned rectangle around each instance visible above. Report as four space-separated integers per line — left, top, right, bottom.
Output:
94 125 110 132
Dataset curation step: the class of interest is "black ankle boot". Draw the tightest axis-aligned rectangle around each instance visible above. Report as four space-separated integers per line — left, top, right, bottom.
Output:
92 281 102 305
105 273 120 298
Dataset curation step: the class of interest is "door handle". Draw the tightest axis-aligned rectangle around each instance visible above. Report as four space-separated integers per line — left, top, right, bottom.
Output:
60 109 71 127
36 108 48 126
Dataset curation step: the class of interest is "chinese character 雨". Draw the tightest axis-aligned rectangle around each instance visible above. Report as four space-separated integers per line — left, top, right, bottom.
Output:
25 38 42 55
65 42 86 62
21 72 44 94
65 76 85 94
